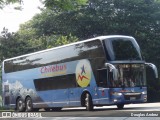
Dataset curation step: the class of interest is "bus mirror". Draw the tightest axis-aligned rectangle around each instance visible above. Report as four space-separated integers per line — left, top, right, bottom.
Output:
105 63 118 81
145 63 158 79
112 68 118 81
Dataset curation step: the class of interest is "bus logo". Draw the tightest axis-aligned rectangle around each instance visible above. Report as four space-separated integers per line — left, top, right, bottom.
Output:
76 60 91 87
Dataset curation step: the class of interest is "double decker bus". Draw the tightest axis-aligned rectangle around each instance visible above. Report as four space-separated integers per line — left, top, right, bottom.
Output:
2 35 158 112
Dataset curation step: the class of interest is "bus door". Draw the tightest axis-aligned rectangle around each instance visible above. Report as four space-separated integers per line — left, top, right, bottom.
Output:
68 88 80 106
52 77 70 107
97 69 109 104
52 89 69 106
68 74 80 106
53 74 78 107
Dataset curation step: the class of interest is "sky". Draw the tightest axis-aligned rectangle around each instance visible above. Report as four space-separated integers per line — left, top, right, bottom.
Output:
0 0 42 32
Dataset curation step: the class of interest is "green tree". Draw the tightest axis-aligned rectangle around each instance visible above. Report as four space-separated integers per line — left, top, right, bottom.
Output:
41 0 88 12
0 28 26 61
32 0 160 40
0 0 22 9
18 18 79 50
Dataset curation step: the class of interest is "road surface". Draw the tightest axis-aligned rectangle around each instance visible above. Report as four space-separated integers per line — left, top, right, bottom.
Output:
1 102 160 119
41 102 160 117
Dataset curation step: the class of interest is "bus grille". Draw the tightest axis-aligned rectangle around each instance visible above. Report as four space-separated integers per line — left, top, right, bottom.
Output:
124 93 141 100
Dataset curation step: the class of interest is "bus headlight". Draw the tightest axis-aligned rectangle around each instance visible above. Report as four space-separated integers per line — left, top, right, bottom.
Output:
142 91 147 94
113 99 118 102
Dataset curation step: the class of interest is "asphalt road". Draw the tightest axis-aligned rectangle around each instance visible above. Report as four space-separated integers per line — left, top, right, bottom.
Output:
41 102 160 117
1 102 160 119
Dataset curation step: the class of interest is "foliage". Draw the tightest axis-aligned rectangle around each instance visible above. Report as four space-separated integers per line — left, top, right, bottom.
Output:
41 0 88 12
0 28 28 61
32 0 160 40
0 28 78 61
0 0 22 9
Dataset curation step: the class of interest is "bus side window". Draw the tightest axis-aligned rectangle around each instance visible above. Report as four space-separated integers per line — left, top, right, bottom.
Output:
97 69 108 87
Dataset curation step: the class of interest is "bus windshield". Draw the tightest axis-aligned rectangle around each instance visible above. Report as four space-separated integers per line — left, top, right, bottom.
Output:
104 38 142 61
109 64 146 88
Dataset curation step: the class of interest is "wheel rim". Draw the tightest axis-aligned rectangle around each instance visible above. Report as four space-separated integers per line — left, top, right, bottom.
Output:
26 99 32 111
85 94 89 107
26 98 32 112
17 100 23 110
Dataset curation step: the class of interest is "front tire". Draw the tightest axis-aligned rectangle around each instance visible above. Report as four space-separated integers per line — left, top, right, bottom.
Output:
16 98 25 112
25 97 33 112
117 104 124 109
85 93 93 111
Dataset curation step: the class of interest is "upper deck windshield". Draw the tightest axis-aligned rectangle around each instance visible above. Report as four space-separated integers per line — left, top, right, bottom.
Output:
104 37 142 61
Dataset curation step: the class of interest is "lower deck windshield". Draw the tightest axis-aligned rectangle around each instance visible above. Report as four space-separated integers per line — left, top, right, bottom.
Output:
109 64 146 88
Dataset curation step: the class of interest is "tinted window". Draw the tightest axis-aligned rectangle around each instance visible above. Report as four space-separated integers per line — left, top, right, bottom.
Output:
104 38 142 61
83 40 105 58
4 39 105 73
34 74 76 91
4 45 80 73
112 40 140 60
4 45 79 73
97 69 108 87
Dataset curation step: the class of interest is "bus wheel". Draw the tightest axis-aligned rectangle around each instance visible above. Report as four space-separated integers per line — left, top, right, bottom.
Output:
85 93 93 111
25 97 33 112
16 98 25 112
117 104 124 109
33 108 39 112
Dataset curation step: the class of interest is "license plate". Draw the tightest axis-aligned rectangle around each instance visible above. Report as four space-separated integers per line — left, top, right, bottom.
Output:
130 97 136 100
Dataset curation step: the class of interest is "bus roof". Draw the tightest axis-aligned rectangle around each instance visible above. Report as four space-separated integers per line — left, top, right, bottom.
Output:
3 35 133 62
